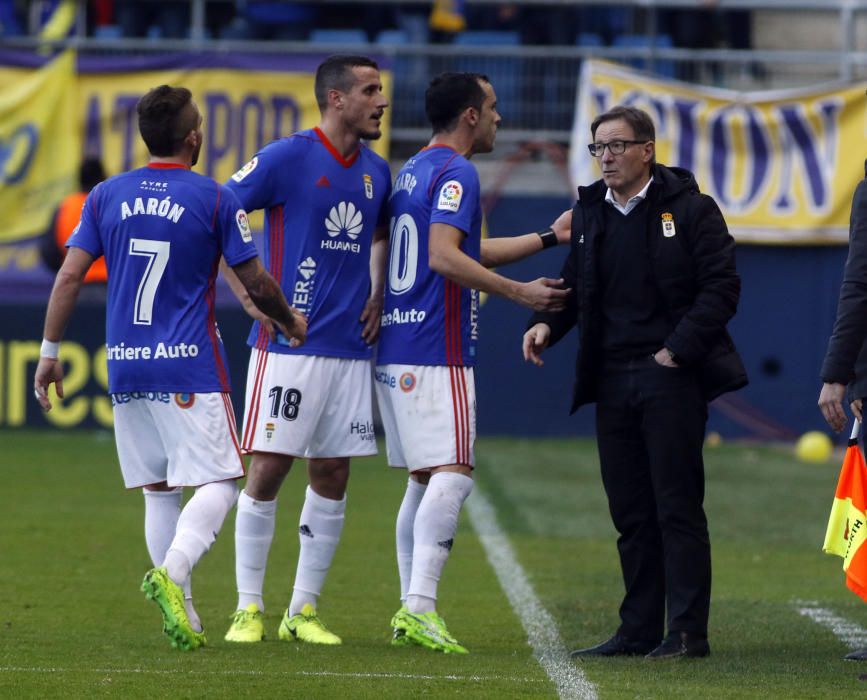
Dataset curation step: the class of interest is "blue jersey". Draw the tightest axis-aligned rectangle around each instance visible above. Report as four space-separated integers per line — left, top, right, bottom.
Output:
377 145 482 367
226 128 392 359
68 164 258 393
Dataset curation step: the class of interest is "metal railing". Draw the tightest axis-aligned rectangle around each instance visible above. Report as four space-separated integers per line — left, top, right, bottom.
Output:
5 1 867 149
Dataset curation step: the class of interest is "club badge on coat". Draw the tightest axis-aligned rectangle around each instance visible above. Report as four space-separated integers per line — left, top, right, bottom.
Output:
661 212 676 238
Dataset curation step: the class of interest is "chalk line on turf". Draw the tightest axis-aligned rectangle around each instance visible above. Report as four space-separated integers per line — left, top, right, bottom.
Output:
794 599 867 649
466 487 598 700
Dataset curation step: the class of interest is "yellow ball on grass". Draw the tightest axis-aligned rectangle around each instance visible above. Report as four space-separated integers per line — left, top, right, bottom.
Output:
795 431 834 463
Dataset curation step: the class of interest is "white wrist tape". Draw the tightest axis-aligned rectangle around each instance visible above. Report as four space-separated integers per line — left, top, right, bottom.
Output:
40 339 60 359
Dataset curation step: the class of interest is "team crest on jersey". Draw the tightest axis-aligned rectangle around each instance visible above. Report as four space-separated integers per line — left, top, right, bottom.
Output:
363 173 373 200
236 209 252 242
174 393 195 409
325 202 363 241
399 372 416 393
437 180 463 212
661 212 676 238
265 422 275 441
231 157 258 183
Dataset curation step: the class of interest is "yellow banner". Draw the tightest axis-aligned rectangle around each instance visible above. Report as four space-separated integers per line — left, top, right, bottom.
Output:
79 67 391 185
0 54 392 244
0 50 79 243
571 60 867 244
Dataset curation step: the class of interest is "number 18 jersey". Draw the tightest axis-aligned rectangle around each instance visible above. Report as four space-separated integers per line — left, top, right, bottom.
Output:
68 164 258 394
377 145 482 367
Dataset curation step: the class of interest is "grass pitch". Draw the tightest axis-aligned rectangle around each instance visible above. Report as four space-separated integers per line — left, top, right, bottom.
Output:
1 430 865 698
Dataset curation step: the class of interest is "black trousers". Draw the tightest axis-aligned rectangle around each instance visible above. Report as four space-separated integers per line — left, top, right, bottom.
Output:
594 356 710 641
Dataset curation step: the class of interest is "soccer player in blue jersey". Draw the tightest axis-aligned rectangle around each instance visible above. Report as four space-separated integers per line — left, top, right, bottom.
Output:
221 55 391 645
376 72 573 653
33 85 306 651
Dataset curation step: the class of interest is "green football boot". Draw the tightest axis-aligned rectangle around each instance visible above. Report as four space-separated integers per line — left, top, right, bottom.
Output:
141 567 206 651
278 603 342 645
391 608 468 654
225 603 265 642
390 605 411 646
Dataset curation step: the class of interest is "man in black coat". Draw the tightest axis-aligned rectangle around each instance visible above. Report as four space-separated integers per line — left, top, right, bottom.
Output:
819 171 867 436
523 105 747 660
818 166 867 662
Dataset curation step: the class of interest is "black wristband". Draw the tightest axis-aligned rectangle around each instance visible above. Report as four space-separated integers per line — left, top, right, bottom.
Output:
538 227 557 249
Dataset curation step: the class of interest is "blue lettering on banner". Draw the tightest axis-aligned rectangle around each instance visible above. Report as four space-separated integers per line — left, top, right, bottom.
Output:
113 95 140 172
205 93 234 179
84 95 103 162
0 123 38 185
709 105 770 212
591 87 840 215
239 95 265 165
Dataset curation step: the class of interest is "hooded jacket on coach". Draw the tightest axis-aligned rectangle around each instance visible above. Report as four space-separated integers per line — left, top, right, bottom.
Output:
530 163 748 413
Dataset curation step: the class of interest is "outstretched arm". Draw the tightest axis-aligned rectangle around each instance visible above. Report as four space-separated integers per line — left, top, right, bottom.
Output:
429 223 570 312
34 246 93 411
480 208 572 268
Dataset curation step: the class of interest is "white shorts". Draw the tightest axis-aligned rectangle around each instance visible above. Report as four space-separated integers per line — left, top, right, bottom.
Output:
241 349 377 459
113 391 245 489
374 364 476 472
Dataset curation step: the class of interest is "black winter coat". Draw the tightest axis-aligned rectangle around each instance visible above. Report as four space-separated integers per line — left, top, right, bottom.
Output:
821 170 867 402
530 163 748 413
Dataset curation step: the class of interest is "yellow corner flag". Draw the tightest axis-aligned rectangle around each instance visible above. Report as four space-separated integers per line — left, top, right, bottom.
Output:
823 420 867 601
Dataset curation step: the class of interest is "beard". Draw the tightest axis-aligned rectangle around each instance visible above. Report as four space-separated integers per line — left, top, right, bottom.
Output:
191 142 201 167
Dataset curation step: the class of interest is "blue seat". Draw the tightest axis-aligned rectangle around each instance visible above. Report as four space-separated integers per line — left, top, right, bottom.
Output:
576 32 604 47
612 34 675 78
453 31 521 124
453 30 520 47
308 29 369 46
375 29 409 46
94 24 123 40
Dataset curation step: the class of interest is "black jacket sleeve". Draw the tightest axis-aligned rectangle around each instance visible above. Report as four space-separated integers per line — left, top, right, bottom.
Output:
528 212 580 347
664 194 740 365
821 178 867 385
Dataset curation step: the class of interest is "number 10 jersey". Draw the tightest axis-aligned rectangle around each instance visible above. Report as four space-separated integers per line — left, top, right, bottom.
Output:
377 145 483 367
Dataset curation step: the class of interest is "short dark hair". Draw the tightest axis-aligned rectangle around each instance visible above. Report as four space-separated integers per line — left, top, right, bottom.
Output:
136 85 197 157
79 157 106 192
590 105 655 142
425 72 489 134
314 55 379 111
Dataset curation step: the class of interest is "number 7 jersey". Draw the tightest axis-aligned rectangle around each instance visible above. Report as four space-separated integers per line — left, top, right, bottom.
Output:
67 164 258 393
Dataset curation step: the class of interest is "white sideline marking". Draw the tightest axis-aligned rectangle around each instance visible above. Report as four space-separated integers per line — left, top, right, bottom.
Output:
794 600 867 649
465 488 598 700
0 666 543 683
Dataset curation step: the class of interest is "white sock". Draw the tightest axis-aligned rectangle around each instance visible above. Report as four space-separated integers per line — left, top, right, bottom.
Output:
183 582 202 633
143 488 182 566
396 478 427 603
406 472 474 614
234 490 277 611
163 480 239 586
288 485 346 616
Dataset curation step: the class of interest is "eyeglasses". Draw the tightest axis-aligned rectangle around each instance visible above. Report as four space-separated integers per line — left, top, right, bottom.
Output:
587 140 649 157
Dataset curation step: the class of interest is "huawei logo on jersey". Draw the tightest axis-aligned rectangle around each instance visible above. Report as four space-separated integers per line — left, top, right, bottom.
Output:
325 202 363 241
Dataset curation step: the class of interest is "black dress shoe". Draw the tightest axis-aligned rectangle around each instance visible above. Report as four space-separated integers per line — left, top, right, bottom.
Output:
570 633 658 657
646 631 710 659
845 648 867 660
